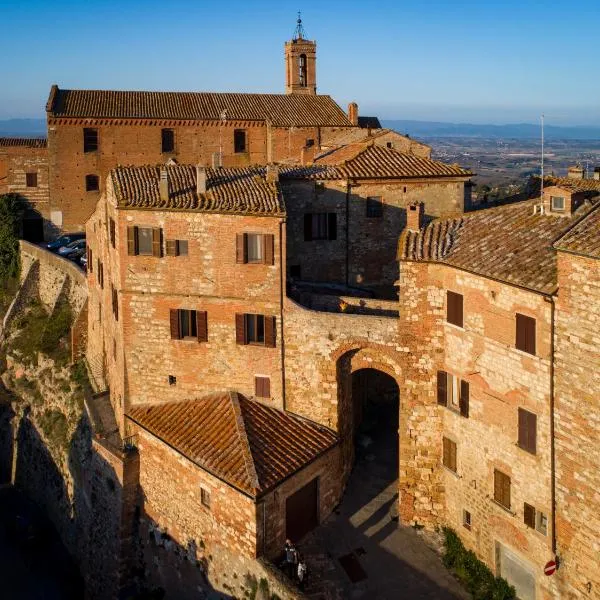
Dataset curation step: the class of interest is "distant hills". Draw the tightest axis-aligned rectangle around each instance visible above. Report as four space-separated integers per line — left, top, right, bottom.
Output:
1 117 599 141
382 120 600 140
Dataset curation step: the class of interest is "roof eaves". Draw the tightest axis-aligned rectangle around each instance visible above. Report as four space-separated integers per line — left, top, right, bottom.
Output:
229 391 260 493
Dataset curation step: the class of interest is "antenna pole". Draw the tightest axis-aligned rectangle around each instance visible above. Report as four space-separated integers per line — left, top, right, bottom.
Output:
541 114 544 200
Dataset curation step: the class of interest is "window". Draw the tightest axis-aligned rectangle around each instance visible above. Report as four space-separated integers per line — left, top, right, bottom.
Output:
83 128 98 153
463 510 471 531
109 218 116 248
523 503 547 535
236 313 276 347
305 138 315 147
446 291 464 327
536 511 548 536
97 260 104 289
516 313 536 355
550 196 565 212
494 470 511 510
442 437 457 473
518 408 537 454
26 172 38 187
299 53 307 87
161 128 175 153
234 129 247 153
366 197 383 218
111 286 119 321
200 487 211 509
127 226 162 257
170 309 208 342
168 375 176 386
437 371 469 417
166 239 188 256
524 502 536 528
387 142 394 149
304 213 337 241
87 247 93 273
86 174 99 192
255 376 271 398
236 233 274 265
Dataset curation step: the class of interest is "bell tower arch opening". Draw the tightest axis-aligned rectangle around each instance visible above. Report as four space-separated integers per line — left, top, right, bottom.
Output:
285 13 317 95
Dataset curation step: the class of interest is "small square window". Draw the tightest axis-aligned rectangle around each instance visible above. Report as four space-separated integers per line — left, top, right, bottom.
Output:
83 128 98 153
86 174 99 192
463 509 471 530
201 487 211 509
26 172 38 187
387 142 394 149
306 139 315 147
551 196 565 212
177 240 188 256
168 375 177 386
536 511 548 536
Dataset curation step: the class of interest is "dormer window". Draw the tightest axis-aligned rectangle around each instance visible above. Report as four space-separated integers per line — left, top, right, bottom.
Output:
550 196 565 212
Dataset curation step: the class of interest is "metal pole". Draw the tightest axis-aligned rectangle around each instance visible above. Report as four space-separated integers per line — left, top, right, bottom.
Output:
541 114 544 201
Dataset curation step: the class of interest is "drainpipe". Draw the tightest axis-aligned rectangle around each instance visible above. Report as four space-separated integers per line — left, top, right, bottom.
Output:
279 218 287 411
345 183 350 286
547 294 557 556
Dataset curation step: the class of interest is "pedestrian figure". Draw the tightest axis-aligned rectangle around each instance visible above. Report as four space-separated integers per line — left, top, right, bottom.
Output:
297 555 308 590
285 540 296 578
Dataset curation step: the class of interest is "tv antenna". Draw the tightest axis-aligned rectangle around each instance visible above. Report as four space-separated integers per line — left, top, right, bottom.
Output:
540 114 544 201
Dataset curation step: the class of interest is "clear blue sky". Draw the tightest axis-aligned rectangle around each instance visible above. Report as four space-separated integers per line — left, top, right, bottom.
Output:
1 0 599 125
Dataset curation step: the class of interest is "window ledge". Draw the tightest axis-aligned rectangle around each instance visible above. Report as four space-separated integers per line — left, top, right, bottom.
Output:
442 466 461 478
515 442 537 457
491 499 516 516
445 321 465 331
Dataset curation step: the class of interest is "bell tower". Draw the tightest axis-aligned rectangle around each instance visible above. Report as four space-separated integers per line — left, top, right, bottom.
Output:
285 13 317 95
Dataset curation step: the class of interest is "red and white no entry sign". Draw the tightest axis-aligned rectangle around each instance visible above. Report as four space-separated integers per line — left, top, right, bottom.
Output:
544 560 557 576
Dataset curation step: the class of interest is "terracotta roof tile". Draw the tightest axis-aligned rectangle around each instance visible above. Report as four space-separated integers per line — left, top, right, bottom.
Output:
111 164 285 216
398 198 598 294
0 137 47 148
47 87 352 127
314 143 471 179
528 176 600 196
554 205 600 259
127 392 338 497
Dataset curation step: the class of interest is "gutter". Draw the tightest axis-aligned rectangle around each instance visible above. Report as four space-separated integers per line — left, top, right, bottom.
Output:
345 182 350 286
546 294 558 556
279 217 287 411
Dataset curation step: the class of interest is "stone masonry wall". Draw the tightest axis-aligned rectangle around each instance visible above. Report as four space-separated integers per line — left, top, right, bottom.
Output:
398 259 559 600
553 252 600 600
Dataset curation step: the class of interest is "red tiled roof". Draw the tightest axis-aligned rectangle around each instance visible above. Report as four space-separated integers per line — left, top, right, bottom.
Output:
46 86 352 127
314 143 471 179
554 204 600 259
0 137 47 148
398 198 599 294
528 176 600 196
111 164 285 216
127 392 338 497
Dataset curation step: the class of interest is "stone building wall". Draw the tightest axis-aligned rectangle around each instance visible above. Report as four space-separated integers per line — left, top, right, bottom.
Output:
283 177 468 290
398 259 559 600
0 145 49 205
553 252 600 600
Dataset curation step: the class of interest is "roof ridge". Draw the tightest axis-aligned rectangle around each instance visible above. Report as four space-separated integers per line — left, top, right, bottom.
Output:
229 391 260 492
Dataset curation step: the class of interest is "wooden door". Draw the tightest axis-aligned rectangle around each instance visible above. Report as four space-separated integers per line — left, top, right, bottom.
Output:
285 478 319 543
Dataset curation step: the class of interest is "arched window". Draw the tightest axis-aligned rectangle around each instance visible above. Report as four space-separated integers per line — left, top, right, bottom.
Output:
86 174 99 192
299 54 307 87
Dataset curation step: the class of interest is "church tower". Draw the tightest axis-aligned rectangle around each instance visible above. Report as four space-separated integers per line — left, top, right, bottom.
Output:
285 13 317 95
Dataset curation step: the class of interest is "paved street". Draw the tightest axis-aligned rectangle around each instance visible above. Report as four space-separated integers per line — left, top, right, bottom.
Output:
0 487 83 600
297 402 469 600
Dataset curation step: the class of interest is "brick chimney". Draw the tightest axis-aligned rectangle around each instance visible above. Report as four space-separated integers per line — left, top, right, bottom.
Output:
567 165 585 179
348 102 359 126
594 167 600 181
266 164 279 183
212 152 222 169
196 165 207 194
159 167 169 203
406 202 424 231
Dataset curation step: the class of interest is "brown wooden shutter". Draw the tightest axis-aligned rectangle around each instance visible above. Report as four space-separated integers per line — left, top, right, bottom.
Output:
304 214 312 241
264 234 274 265
526 317 536 355
451 440 457 472
528 412 537 454
236 233 248 264
196 311 208 342
264 316 276 348
518 408 537 454
516 313 527 352
524 503 536 528
328 213 337 240
459 380 469 418
152 228 162 257
170 309 180 339
235 314 247 345
255 376 271 398
127 226 137 255
494 470 502 503
166 239 177 256
437 371 447 406
503 474 511 508
518 408 527 449
447 291 463 327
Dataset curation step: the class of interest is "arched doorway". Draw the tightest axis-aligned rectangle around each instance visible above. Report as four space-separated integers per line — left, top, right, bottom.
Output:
351 368 399 484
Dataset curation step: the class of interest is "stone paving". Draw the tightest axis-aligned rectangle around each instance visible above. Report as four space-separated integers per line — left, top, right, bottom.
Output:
296 403 470 600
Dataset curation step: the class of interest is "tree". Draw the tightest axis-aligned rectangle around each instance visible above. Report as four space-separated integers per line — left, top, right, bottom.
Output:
0 193 22 286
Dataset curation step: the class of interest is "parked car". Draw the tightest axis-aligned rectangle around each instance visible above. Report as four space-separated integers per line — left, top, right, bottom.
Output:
58 239 86 258
79 253 87 270
46 233 85 252
68 246 87 263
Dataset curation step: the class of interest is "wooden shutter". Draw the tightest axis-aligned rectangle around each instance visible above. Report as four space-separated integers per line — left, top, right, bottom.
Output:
304 214 312 241
263 234 274 265
437 371 447 406
447 291 463 327
518 408 537 454
524 503 536 528
127 226 137 255
503 475 511 508
170 309 180 339
328 213 337 240
264 316 276 348
459 380 469 418
255 376 271 398
235 314 247 345
196 311 208 342
516 313 535 354
166 239 177 256
99 263 104 289
494 470 510 508
152 228 162 257
236 233 248 263
494 470 502 503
